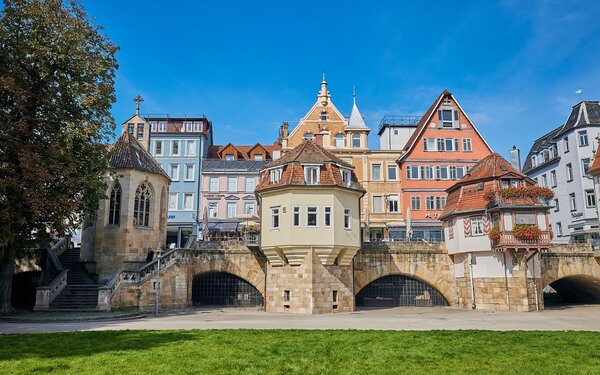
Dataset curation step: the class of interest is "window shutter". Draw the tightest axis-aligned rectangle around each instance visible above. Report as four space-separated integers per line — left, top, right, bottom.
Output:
454 110 460 128
423 139 428 151
463 217 472 237
483 215 491 234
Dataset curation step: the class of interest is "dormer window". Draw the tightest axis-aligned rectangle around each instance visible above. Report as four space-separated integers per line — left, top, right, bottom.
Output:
270 168 282 184
128 123 134 135
158 121 167 132
320 111 328 121
184 121 193 132
193 121 202 132
149 121 157 132
438 108 459 128
303 132 315 141
225 154 234 161
304 165 320 185
341 169 352 186
531 155 537 167
137 124 144 140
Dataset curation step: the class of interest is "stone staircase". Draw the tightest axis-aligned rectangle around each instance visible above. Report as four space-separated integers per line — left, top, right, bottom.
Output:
48 248 100 311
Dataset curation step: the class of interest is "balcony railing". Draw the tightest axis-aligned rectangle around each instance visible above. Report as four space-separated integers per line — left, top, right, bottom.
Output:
378 115 422 132
244 232 260 246
487 196 549 208
492 230 552 248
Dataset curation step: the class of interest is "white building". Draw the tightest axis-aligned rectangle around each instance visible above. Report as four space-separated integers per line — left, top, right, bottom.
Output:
522 101 600 243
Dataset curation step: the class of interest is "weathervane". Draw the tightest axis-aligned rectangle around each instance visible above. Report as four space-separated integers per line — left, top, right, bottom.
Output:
134 95 144 115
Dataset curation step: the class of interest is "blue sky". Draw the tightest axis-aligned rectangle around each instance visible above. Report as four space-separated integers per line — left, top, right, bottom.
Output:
83 0 600 159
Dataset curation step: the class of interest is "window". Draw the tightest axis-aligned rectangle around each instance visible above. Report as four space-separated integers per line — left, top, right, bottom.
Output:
411 196 421 210
149 121 157 132
541 174 547 187
407 165 419 179
564 137 569 153
556 222 563 236
531 155 537 168
426 196 435 210
155 141 163 156
170 164 179 181
227 202 236 218
372 164 381 180
471 217 484 236
244 202 255 215
423 138 436 151
515 213 535 225
582 158 591 175
193 121 202 132
183 193 194 211
341 169 352 186
137 124 144 140
184 121 193 132
566 163 573 182
171 140 180 156
352 134 361 148
569 193 577 211
292 206 300 227
550 170 557 187
303 132 314 140
387 165 397 180
168 193 178 210
344 208 351 229
373 196 383 213
127 123 134 135
185 164 195 181
133 183 151 227
283 290 290 302
324 206 332 227
438 109 458 128
225 154 234 161
554 198 559 212
388 194 399 212
436 196 446 210
270 168 282 184
320 111 328 121
420 165 433 180
304 166 320 185
208 202 218 218
253 154 263 160
158 121 167 132
332 290 338 303
186 140 196 156
227 177 238 192
586 189 596 208
271 207 280 229
335 134 344 148
444 138 459 151
578 130 589 147
462 138 472 152
108 183 121 226
245 177 255 192
209 177 219 192
307 206 318 227
394 129 399 135
435 166 449 180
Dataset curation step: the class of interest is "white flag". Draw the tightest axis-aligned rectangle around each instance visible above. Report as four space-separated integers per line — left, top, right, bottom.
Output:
575 88 583 95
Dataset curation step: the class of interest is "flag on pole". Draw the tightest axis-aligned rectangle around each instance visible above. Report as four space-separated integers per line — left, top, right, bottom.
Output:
575 88 583 95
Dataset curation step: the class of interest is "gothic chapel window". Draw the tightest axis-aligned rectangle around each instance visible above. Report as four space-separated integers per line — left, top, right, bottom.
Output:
108 182 121 226
134 183 152 227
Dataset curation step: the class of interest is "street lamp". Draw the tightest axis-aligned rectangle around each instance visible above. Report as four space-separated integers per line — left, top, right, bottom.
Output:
154 248 162 317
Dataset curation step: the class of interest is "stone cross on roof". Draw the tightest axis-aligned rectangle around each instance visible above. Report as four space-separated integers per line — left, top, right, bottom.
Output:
134 95 144 115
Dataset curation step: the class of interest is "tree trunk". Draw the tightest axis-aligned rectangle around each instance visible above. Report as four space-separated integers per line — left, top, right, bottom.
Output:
0 257 16 315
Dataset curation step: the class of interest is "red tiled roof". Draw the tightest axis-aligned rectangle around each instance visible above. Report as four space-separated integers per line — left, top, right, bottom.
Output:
450 153 531 190
255 140 364 193
207 143 281 160
589 146 600 176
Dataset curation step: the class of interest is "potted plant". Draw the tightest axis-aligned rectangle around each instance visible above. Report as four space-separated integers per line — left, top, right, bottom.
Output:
488 225 501 242
512 224 542 241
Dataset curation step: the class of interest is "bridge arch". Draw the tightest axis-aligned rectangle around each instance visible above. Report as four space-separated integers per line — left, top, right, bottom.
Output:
541 253 600 304
542 274 600 304
191 271 264 307
355 274 449 308
189 255 266 296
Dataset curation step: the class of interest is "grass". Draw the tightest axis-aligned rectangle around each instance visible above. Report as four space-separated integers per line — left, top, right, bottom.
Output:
1 330 600 374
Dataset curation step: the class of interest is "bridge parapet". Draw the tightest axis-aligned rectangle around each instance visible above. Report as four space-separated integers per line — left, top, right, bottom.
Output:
546 243 596 254
360 241 446 254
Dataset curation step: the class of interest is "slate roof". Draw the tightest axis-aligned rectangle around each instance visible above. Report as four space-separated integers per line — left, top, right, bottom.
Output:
440 153 534 220
256 140 364 193
108 132 169 179
556 101 600 137
346 99 369 129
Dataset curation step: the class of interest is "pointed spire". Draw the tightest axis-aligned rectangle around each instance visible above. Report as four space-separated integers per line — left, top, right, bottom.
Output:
318 73 330 105
352 86 356 104
346 91 369 130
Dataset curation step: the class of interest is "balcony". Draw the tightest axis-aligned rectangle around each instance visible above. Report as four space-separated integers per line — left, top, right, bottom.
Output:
244 231 260 248
491 230 552 250
378 115 422 133
487 196 550 209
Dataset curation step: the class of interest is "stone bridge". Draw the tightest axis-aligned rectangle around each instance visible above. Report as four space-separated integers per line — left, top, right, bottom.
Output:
107 241 600 312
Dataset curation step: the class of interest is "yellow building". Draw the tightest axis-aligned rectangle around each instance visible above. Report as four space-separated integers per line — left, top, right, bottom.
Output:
256 140 365 313
279 76 404 240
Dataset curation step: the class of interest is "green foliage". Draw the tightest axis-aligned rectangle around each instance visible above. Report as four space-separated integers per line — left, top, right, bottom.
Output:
488 225 501 242
0 0 118 252
485 186 555 202
0 330 600 374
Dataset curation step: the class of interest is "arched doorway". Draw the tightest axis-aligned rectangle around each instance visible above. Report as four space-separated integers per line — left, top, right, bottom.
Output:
192 272 263 307
356 275 448 308
544 275 600 306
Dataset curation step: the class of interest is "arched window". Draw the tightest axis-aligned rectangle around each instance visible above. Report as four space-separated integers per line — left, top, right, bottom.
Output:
108 183 121 226
335 134 345 148
134 183 152 227
303 132 314 141
352 134 361 148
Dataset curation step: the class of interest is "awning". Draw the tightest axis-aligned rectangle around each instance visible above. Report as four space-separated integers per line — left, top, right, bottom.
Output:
198 221 241 233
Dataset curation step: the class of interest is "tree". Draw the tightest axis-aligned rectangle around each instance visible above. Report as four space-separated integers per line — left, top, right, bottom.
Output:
0 0 118 314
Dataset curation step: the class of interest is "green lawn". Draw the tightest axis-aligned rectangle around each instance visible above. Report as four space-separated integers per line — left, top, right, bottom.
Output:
1 330 599 374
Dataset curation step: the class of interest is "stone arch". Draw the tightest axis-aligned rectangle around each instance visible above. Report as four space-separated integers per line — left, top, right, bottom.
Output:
354 264 456 306
189 256 265 296
191 271 264 307
356 274 449 307
542 274 600 304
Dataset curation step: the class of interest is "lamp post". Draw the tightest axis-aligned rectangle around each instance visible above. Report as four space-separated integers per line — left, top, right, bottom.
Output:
154 248 162 317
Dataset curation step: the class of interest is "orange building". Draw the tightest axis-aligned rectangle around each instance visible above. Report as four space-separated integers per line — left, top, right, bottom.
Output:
398 90 493 241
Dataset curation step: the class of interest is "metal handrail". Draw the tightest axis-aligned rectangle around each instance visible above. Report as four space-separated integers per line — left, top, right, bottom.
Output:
378 115 422 132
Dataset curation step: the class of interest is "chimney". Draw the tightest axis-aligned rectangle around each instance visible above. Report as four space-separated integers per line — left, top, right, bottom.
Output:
314 132 324 146
509 145 521 171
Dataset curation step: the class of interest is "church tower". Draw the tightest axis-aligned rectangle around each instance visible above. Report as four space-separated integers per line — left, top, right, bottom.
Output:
120 95 151 151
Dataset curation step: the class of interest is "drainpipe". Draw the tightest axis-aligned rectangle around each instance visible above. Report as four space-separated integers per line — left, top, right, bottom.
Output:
503 252 511 311
195 135 205 238
468 252 476 309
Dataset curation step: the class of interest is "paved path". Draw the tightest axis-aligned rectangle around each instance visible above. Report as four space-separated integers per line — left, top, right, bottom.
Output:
2 305 600 334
